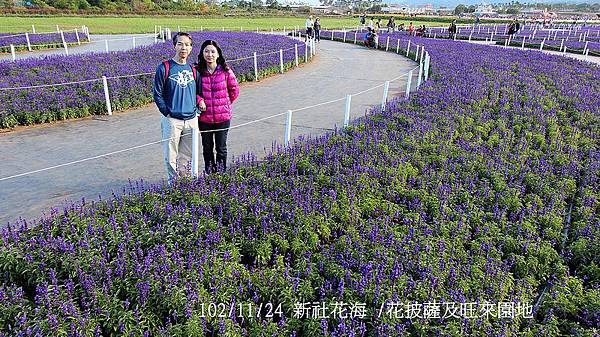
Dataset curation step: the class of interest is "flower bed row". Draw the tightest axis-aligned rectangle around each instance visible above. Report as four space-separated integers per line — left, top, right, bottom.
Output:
496 38 600 56
418 24 600 55
0 31 89 53
0 32 598 336
427 24 600 42
0 31 307 129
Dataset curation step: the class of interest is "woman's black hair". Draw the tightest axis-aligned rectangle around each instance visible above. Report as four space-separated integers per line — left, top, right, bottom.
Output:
196 40 230 71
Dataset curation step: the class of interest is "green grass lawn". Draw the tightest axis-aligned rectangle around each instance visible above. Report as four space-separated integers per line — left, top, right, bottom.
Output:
0 16 449 34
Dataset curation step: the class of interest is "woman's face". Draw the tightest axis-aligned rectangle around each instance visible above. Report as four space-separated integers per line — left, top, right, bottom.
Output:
203 45 219 64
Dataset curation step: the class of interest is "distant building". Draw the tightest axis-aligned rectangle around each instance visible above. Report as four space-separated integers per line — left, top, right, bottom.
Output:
473 5 497 17
436 7 454 16
382 3 434 15
285 4 347 14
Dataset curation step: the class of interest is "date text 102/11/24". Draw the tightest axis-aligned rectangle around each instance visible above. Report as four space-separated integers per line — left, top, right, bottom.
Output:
198 302 283 319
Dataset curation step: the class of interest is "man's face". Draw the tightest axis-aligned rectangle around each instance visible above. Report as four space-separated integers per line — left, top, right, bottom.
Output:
174 35 193 60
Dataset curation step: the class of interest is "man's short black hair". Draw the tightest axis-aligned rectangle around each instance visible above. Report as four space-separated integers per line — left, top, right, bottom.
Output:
172 32 192 46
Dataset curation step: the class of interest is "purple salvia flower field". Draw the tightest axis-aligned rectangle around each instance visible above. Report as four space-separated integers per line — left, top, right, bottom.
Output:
0 33 599 336
0 31 305 128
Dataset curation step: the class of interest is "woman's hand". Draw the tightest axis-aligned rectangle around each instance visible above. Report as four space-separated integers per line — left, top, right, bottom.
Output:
198 101 207 112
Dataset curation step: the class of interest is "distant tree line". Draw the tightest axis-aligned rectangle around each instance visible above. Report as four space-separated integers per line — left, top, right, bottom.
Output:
0 0 303 13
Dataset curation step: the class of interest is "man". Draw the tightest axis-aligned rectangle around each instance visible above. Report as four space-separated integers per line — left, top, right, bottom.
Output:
305 16 313 41
153 32 198 182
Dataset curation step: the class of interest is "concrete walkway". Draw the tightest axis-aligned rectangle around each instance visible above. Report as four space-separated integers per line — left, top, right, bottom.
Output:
0 39 418 225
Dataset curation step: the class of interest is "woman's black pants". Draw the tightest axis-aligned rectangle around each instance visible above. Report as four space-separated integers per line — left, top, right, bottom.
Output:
199 120 230 173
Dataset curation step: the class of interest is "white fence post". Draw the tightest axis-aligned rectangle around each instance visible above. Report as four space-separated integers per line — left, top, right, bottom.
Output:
56 25 60 33
539 38 545 51
396 39 400 53
102 76 112 116
424 52 430 82
343 94 352 127
132 37 136 48
305 43 308 63
354 32 357 44
253 52 259 81
60 31 69 56
105 40 109 53
414 45 420 61
191 127 199 178
279 49 284 74
522 36 526 50
405 70 413 99
25 33 32 51
583 41 589 55
420 47 425 64
381 81 390 111
385 36 390 51
343 31 347 42
75 29 81 45
31 24 36 33
10 44 15 62
417 59 423 89
284 110 292 147
294 44 299 67
406 40 411 56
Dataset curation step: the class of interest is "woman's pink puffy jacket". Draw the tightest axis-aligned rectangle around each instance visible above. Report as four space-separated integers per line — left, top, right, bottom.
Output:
196 65 240 124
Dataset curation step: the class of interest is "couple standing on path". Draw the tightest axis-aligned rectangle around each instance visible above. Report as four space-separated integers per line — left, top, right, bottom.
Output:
153 32 240 181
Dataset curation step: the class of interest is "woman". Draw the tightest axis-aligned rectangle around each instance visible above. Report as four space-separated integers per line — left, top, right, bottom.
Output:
386 17 395 33
195 40 240 173
313 17 321 42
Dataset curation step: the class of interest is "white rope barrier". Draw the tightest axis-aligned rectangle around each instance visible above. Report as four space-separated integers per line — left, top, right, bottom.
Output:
289 97 346 113
0 45 303 90
1 33 155 54
0 33 26 39
0 78 102 91
350 83 385 97
0 29 80 40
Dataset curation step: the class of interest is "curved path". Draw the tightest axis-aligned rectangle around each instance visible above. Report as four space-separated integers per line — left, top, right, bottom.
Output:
0 39 418 225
